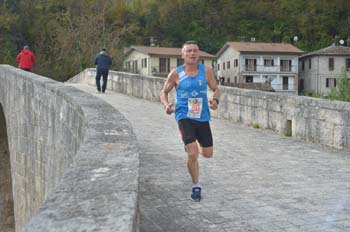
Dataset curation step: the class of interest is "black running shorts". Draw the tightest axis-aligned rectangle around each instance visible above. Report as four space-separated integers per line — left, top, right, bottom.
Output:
178 118 213 147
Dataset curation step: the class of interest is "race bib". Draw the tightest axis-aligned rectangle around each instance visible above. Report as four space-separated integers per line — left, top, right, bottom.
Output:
187 98 203 118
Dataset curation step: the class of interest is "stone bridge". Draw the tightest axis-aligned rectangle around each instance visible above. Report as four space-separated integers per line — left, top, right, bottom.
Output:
1 65 350 232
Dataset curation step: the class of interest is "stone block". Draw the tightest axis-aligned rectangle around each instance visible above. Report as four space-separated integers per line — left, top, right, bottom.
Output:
333 125 348 149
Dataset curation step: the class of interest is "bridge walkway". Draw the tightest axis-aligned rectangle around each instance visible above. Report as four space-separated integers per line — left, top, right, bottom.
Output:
73 83 350 232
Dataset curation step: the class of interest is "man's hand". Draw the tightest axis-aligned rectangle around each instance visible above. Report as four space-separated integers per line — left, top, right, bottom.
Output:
209 99 219 110
164 103 174 114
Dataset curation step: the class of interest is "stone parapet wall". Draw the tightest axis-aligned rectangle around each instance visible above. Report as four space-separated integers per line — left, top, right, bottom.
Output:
70 68 349 150
0 65 139 232
69 68 175 102
218 87 349 149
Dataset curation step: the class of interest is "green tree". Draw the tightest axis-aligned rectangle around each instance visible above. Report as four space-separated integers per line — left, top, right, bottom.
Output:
3 0 350 81
0 2 19 65
328 68 350 102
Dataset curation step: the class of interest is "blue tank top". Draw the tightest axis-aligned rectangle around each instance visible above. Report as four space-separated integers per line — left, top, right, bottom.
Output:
175 64 210 122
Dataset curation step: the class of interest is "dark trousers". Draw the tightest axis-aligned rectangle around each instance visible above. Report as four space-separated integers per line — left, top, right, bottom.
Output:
95 69 109 92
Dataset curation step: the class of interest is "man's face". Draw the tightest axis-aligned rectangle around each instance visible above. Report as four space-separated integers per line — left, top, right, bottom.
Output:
182 44 199 65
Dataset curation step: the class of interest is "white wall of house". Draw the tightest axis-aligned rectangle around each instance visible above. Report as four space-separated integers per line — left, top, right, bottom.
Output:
216 47 240 83
124 51 150 75
299 56 319 94
299 55 350 95
239 55 298 73
150 56 159 74
126 52 213 76
238 53 299 93
202 59 214 68
170 56 178 70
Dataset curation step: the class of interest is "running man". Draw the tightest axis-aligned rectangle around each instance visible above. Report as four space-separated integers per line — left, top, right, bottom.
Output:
160 40 220 202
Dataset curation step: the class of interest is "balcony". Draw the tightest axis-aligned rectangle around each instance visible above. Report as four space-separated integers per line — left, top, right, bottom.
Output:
242 64 297 73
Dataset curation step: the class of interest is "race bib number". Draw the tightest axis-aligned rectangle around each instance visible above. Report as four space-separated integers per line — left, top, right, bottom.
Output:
187 98 203 118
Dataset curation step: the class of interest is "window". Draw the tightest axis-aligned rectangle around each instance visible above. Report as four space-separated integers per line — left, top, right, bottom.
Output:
201 59 205 64
177 58 184 66
217 63 220 71
264 59 274 67
245 59 256 71
159 58 170 73
125 61 131 72
132 60 138 73
234 59 238 67
234 76 237 83
223 62 225 70
299 79 304 91
141 58 147 68
329 58 334 71
308 59 311 69
245 76 253 83
264 75 269 83
346 58 350 71
302 60 305 71
227 61 230 69
326 78 336 88
280 60 292 72
283 76 289 90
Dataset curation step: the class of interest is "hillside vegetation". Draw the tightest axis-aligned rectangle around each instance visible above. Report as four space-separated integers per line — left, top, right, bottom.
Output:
1 0 349 81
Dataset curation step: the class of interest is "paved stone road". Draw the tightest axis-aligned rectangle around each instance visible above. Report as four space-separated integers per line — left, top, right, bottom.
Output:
74 84 350 232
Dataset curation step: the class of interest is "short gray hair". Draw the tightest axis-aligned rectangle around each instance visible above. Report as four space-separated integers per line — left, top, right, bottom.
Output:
182 40 198 53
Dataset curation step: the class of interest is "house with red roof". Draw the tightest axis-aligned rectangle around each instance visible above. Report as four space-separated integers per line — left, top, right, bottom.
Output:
299 44 350 95
216 42 304 94
123 45 215 77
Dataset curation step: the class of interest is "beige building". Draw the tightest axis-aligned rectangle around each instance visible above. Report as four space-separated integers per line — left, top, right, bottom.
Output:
299 45 350 95
216 42 303 94
123 45 215 77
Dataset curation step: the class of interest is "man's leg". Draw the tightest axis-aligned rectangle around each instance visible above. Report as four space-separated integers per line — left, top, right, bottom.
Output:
197 121 214 158
95 69 102 92
101 70 108 93
186 142 200 184
186 142 202 201
179 119 202 201
199 146 213 158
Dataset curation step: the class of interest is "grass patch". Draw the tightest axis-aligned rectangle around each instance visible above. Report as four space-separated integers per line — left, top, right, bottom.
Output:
284 131 292 137
252 123 260 129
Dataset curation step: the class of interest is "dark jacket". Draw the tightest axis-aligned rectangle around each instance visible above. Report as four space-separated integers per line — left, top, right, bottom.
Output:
16 49 35 69
94 52 112 70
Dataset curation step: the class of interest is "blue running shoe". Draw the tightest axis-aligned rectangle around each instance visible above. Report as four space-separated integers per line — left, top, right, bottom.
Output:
191 187 201 202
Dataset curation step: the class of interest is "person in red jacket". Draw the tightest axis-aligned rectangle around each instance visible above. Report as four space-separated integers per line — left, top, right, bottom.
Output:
16 45 36 71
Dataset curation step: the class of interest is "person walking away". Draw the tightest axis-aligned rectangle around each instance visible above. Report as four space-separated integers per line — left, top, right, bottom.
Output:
16 45 35 72
94 48 112 93
160 40 220 202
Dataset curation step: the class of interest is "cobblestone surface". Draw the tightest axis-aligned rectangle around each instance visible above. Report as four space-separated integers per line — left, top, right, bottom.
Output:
75 84 350 232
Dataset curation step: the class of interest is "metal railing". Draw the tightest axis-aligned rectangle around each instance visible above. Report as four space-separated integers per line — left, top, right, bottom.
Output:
242 64 298 73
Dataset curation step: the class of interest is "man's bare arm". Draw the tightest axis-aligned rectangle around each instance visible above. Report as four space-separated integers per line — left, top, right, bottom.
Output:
206 66 220 110
160 69 177 114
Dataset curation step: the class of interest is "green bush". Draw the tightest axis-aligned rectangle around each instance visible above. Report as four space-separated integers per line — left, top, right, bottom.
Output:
328 68 350 102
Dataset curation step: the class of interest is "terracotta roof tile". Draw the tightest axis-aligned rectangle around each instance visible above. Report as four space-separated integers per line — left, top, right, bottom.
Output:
300 45 350 58
217 42 303 56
